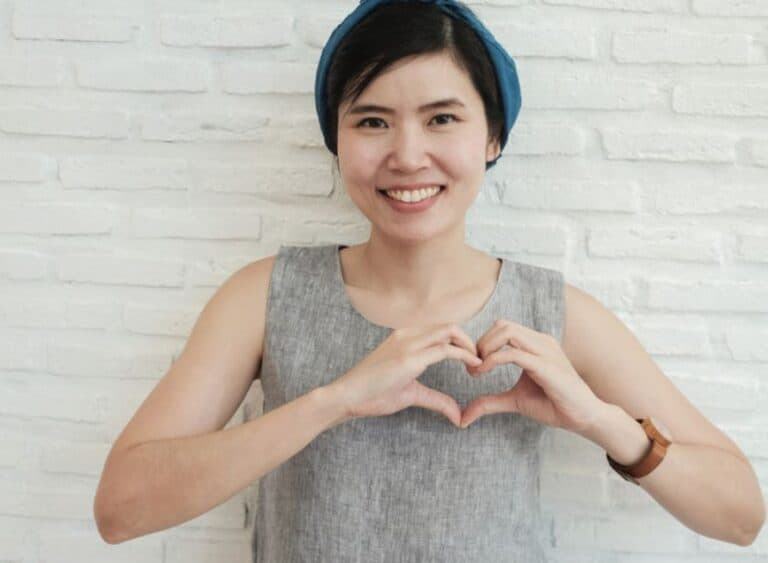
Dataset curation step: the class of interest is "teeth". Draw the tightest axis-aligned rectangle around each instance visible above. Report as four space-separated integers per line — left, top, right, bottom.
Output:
384 186 442 203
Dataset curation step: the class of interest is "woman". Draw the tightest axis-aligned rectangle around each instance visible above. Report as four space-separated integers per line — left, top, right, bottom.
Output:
93 0 765 559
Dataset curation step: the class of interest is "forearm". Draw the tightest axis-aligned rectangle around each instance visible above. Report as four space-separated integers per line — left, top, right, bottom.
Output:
95 385 347 544
582 403 766 546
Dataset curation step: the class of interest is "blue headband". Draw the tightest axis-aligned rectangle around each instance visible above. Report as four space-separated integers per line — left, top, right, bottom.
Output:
314 0 522 171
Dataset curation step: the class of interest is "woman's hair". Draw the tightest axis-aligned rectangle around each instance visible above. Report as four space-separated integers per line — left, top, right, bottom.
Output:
324 1 504 160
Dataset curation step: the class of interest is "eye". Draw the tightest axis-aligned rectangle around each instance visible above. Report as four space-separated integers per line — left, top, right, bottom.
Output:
354 113 460 129
356 117 387 128
431 113 459 125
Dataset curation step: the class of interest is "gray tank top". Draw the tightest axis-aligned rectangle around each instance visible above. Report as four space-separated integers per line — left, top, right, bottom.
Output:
248 243 565 563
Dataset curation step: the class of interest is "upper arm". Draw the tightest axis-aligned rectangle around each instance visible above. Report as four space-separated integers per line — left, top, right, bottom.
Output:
108 254 276 458
561 282 749 463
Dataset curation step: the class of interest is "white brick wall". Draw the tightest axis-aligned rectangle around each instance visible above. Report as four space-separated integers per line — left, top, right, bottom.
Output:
0 0 765 561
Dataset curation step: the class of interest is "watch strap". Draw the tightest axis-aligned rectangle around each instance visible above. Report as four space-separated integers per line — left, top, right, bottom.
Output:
607 418 671 484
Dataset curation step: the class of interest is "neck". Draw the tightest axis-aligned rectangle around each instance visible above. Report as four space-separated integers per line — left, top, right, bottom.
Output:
350 232 481 306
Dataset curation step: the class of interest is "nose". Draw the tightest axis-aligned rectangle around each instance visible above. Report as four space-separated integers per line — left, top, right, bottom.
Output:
387 122 431 171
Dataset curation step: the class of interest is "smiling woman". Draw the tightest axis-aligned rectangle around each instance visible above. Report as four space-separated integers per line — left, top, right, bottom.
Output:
237 3 576 561
92 0 765 559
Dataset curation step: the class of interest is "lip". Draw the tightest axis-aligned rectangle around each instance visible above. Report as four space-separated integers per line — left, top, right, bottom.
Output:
379 183 446 191
377 185 445 213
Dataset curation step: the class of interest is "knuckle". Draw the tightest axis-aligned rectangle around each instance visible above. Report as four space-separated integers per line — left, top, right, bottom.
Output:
396 351 411 366
547 333 559 345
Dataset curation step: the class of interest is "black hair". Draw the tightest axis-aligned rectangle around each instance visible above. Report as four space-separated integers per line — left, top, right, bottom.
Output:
324 2 503 163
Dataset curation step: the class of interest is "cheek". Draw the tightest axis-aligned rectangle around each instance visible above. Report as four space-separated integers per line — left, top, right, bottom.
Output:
339 156 379 190
443 138 480 167
338 134 378 171
338 129 488 176
437 135 488 178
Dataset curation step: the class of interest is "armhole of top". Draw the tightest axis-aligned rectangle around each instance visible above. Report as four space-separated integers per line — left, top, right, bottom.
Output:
553 268 566 346
258 245 291 381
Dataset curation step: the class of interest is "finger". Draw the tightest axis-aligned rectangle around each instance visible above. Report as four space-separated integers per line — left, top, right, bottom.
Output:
439 322 479 357
470 346 539 377
407 322 480 358
469 348 559 400
461 389 516 428
477 320 549 360
474 319 507 358
419 340 483 370
410 380 463 427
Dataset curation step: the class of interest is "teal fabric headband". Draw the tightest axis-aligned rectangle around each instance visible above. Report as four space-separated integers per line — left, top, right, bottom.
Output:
314 0 522 171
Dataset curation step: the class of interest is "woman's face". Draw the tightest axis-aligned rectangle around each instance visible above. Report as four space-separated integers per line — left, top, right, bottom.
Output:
336 51 500 242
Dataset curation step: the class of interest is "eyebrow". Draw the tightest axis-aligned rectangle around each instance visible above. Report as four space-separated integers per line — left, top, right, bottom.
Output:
346 97 466 116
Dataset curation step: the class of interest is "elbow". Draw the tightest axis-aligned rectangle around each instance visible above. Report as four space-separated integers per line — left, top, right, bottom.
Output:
94 445 146 544
93 467 137 545
93 498 123 544
735 527 760 547
93 485 130 544
734 501 766 547
96 520 124 545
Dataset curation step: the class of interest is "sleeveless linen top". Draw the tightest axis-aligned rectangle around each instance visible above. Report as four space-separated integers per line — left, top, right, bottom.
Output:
247 243 565 563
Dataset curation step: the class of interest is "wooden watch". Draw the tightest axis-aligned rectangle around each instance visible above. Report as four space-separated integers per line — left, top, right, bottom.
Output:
606 417 672 485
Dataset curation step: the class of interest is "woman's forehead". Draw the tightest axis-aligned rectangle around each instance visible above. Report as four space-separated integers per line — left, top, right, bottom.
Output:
340 54 480 113
372 51 470 84
344 97 468 119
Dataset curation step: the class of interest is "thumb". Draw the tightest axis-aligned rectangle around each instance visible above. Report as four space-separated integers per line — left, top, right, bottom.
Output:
461 389 518 428
409 381 462 428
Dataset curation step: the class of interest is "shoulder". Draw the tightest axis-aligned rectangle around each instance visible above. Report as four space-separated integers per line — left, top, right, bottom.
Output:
211 253 279 328
233 243 333 301
562 281 629 337
235 253 277 288
268 243 335 269
237 243 323 282
563 282 595 318
504 259 565 290
205 254 278 332
504 259 566 307
561 282 611 362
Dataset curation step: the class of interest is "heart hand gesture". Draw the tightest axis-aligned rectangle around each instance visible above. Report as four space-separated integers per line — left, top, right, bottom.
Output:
460 319 605 432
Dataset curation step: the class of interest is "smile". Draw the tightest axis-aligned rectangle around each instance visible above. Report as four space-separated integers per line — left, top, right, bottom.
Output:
376 185 446 213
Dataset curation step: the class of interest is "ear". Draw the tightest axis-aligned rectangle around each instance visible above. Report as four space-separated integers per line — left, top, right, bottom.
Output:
486 137 501 163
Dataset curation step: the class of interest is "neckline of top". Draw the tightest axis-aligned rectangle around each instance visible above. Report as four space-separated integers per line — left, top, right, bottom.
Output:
329 244 505 333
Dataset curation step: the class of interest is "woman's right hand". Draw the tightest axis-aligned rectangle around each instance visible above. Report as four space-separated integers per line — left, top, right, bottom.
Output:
326 322 483 428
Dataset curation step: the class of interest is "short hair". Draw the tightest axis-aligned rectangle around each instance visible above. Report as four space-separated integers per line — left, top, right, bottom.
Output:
324 2 504 163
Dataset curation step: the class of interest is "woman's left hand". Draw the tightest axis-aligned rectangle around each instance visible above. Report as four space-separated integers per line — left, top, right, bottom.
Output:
460 319 607 432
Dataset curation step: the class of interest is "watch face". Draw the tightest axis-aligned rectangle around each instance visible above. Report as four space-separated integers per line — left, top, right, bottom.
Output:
648 416 672 441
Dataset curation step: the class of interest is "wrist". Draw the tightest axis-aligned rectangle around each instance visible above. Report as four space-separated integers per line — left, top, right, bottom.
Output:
310 384 353 431
581 403 651 466
577 400 616 441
